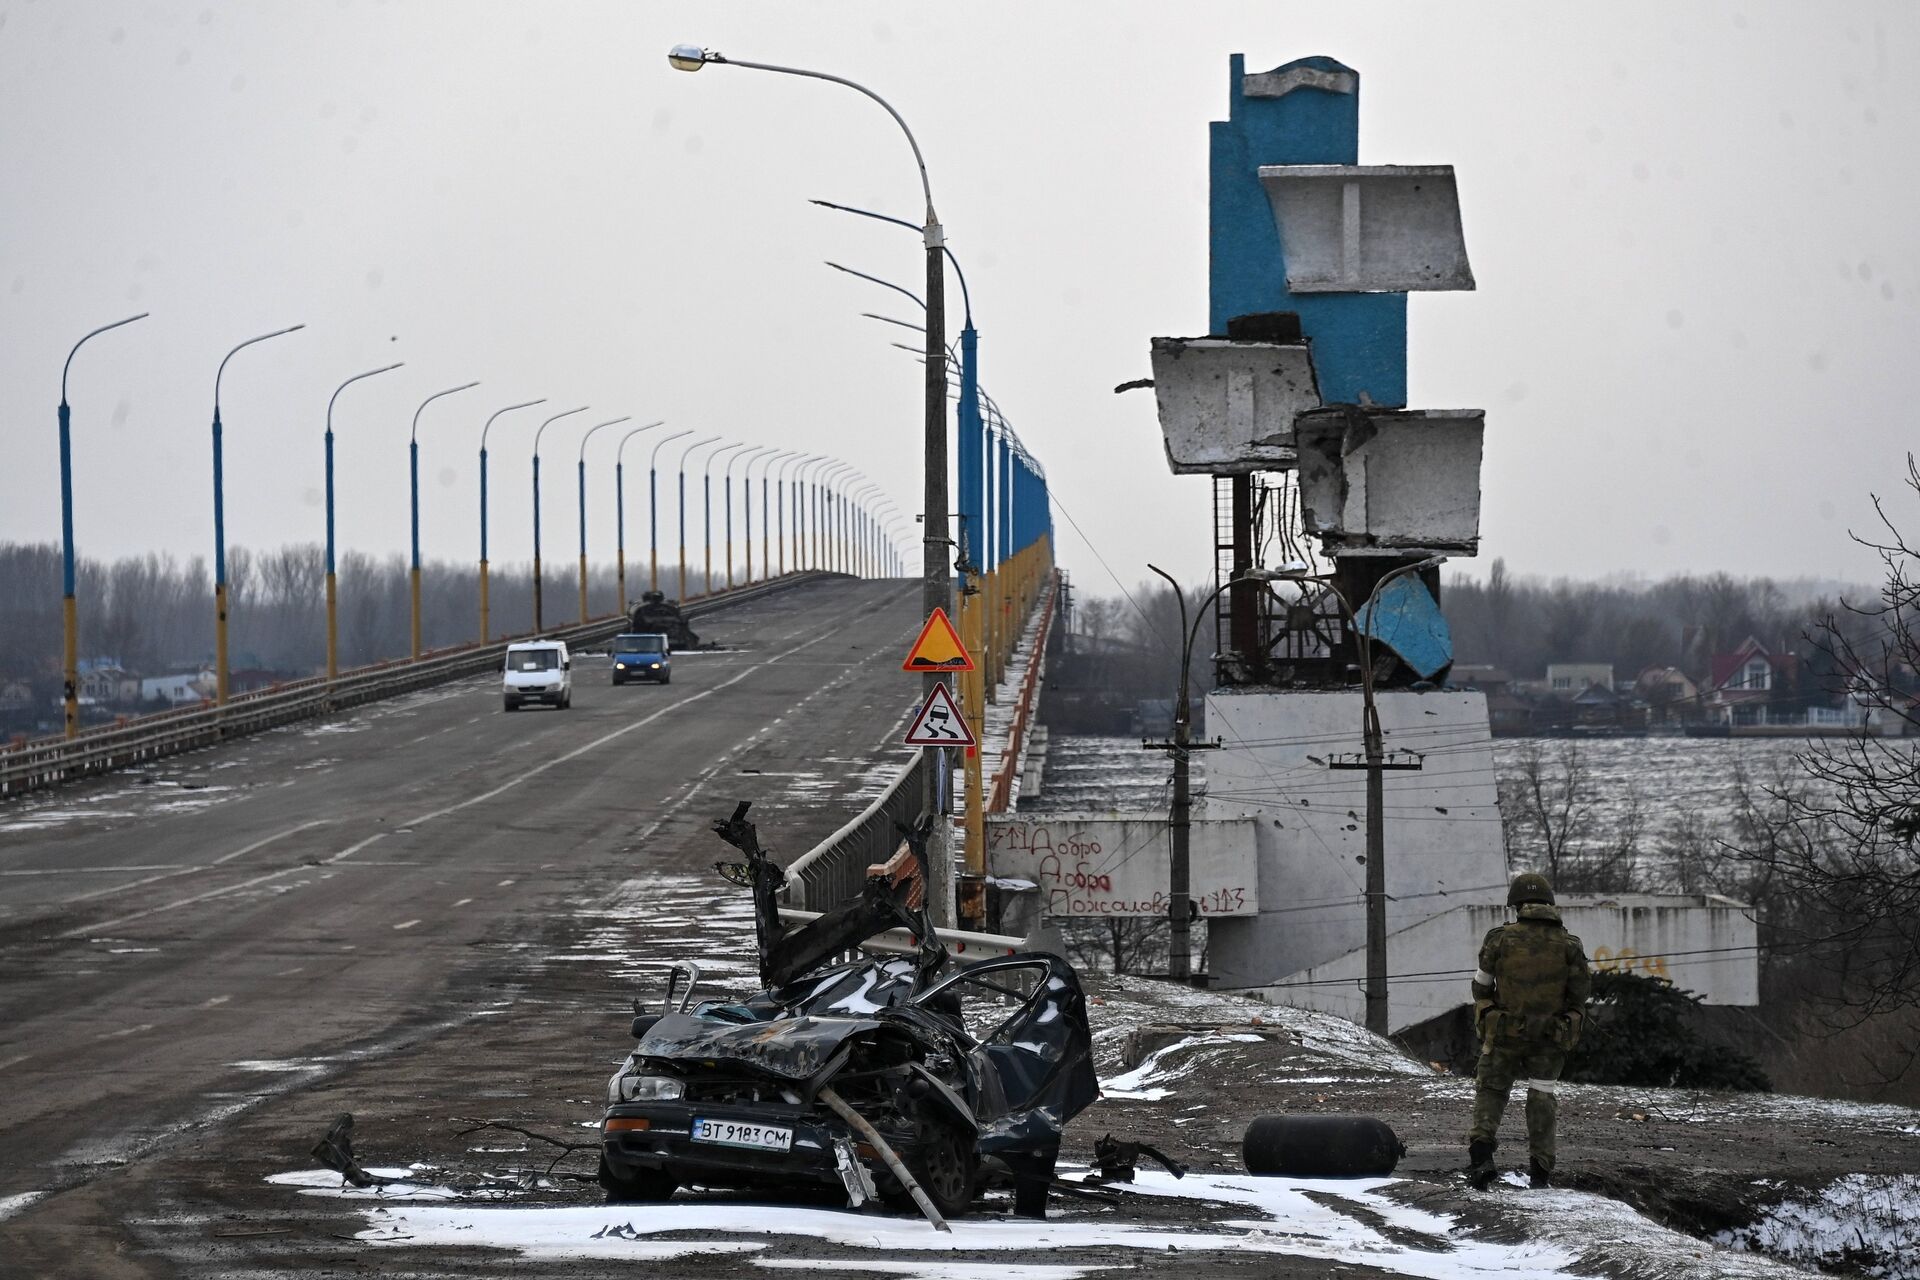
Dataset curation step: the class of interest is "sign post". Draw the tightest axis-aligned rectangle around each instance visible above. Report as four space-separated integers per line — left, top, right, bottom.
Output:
902 609 981 926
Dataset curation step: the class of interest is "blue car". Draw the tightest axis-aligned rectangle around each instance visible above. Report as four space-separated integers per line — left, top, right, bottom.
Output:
611 632 671 685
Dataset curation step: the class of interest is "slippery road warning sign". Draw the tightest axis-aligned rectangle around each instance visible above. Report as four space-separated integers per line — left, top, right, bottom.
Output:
901 607 974 673
902 682 976 748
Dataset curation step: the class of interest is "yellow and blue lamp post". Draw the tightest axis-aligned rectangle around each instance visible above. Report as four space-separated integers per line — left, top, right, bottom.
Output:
477 398 546 644
212 323 305 705
57 312 149 738
408 381 481 659
324 362 405 681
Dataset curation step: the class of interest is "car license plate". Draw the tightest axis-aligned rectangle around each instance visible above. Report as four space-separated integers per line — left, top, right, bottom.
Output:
691 1118 794 1152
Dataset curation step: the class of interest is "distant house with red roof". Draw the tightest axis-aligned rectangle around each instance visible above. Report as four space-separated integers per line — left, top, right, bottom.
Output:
1704 640 1804 729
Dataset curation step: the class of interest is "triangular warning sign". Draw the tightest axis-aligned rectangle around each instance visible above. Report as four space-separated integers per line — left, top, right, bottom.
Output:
902 682 976 748
902 607 973 672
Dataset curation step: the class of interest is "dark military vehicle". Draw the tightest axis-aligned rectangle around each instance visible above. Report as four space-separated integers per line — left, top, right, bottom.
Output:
628 591 700 650
598 804 1098 1221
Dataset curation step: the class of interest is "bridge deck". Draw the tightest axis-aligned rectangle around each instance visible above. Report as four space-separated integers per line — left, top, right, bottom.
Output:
0 577 922 1263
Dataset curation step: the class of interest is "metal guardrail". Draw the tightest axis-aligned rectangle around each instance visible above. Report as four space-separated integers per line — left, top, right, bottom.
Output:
987 571 1058 813
782 578 1060 916
782 752 927 913
0 573 826 800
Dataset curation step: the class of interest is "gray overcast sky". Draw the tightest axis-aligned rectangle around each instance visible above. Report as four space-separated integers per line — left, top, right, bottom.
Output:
3 1 1915 598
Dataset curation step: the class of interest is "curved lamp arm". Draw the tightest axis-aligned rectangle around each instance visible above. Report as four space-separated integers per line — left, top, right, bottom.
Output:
481 398 546 450
412 381 481 442
217 324 306 409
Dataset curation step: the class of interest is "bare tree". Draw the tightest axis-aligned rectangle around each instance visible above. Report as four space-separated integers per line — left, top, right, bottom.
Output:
1725 459 1920 1040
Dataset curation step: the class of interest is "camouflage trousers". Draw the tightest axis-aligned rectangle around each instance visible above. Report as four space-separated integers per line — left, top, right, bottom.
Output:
1470 1039 1566 1170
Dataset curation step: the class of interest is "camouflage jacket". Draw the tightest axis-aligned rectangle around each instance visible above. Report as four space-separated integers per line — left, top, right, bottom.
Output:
1470 903 1592 1047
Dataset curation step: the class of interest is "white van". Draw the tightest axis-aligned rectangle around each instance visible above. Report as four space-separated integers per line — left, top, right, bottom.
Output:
503 640 572 711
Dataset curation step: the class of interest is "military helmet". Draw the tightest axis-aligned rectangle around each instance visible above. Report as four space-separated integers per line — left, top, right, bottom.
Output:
1507 872 1555 907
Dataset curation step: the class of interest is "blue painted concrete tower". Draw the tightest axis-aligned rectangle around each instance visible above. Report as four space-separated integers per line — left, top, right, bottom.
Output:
1209 55 1407 407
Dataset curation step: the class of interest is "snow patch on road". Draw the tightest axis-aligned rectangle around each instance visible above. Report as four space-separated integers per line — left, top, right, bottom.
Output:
759 1264 1105 1280
333 1170 1589 1278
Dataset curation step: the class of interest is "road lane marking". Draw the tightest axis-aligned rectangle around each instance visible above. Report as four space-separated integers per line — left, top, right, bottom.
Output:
61 831 384 938
452 897 473 907
202 995 230 1008
57 820 327 907
94 1022 155 1041
497 878 515 887
392 919 421 931
0 1053 30 1071
2 865 184 876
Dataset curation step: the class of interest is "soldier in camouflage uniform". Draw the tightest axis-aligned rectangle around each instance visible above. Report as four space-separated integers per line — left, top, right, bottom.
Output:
1467 872 1590 1189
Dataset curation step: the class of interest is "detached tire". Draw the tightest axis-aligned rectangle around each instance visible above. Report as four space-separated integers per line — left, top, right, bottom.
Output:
599 1153 677 1203
1242 1114 1404 1178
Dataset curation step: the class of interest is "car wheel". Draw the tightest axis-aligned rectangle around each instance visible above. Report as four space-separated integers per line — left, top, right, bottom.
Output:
598 1153 677 1203
660 673 671 685
503 696 519 712
885 1119 975 1219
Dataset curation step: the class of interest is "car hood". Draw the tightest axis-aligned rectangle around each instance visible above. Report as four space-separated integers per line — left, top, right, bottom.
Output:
636 1012 879 1082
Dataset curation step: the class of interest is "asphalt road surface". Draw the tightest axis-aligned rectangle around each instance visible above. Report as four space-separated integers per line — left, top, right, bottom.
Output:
0 576 925 1275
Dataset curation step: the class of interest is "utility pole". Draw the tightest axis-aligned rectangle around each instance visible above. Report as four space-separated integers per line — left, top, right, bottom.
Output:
1327 699 1423 1034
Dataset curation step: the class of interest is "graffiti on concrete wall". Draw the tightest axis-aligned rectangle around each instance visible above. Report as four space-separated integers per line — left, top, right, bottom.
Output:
985 815 1259 918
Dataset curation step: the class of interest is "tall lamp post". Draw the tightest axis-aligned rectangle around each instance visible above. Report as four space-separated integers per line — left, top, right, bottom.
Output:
615 421 666 612
57 311 149 738
705 442 748 595
1274 556 1445 1032
756 450 798 581
531 405 589 631
774 452 813 577
1144 563 1288 982
796 457 831 570
670 43 954 925
478 398 546 643
212 322 305 706
324 362 405 680
649 428 692 593
817 461 853 573
729 445 773 586
409 381 481 659
577 416 630 622
675 434 720 600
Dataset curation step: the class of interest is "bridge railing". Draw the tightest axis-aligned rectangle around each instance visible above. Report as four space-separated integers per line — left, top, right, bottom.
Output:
1 573 820 799
782 752 926 912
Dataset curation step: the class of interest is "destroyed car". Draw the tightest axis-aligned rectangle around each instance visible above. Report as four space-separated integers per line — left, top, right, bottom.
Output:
599 803 1098 1220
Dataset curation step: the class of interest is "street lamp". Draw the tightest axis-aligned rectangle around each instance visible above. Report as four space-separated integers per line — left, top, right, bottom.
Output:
57 311 149 738
705 442 749 595
531 405 589 631
817 461 854 573
670 42 955 922
324 362 405 680
675 435 721 600
649 428 692 594
409 381 482 659
212 322 305 706
771 451 810 577
577 417 630 622
756 450 799 582
615 421 666 612
795 457 832 570
1271 555 1446 1032
478 398 546 643
1144 563 1292 982
729 445 775 586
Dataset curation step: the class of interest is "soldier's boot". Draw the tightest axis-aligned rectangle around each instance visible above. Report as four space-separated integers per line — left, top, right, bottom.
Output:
1467 1139 1498 1191
1528 1157 1551 1189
